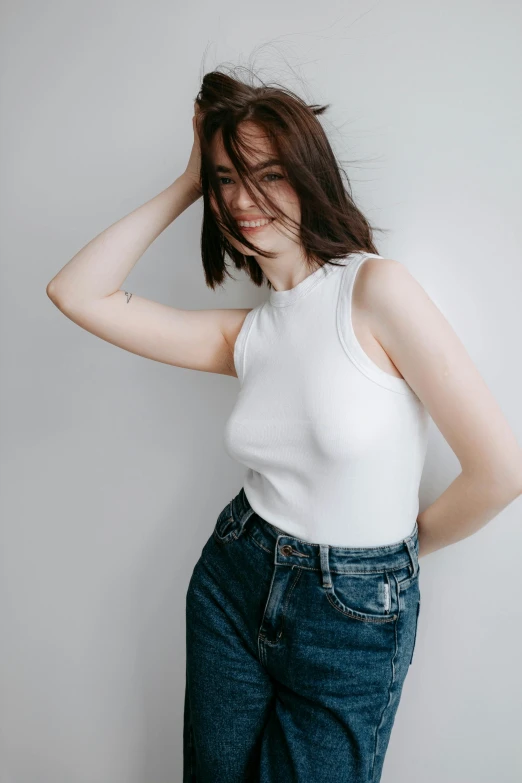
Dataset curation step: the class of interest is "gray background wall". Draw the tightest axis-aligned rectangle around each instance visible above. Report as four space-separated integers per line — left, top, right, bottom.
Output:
1 1 521 781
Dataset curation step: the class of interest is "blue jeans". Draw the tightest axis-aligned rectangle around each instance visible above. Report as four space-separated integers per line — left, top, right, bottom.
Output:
184 487 421 782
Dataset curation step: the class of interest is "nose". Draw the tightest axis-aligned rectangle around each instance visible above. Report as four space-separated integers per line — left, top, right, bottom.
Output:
228 181 259 211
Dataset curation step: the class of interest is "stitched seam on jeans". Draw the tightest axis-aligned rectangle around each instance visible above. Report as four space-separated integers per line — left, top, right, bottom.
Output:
246 533 272 554
275 561 411 575
325 591 397 623
262 567 303 646
370 582 400 781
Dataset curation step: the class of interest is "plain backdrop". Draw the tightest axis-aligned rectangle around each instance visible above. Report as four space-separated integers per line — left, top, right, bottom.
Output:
1 1 521 781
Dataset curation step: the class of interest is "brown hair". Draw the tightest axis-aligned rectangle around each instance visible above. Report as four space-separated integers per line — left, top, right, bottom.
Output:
194 68 384 291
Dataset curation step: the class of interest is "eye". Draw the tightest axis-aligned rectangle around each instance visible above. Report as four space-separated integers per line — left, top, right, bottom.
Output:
218 172 284 186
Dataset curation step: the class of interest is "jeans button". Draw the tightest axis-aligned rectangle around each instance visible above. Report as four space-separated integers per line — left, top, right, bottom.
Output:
280 544 293 556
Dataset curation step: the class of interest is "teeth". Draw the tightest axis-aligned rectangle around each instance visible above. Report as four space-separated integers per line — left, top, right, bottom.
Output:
237 218 273 227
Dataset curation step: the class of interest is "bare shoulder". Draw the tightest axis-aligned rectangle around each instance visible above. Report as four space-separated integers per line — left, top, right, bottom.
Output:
351 257 409 380
352 255 438 345
353 256 408 307
352 256 425 349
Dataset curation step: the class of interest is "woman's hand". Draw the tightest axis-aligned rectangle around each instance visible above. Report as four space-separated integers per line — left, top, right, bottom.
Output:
184 102 203 196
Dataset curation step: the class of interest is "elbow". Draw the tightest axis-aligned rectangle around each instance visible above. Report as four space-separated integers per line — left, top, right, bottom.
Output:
463 461 522 504
46 279 70 309
46 279 60 303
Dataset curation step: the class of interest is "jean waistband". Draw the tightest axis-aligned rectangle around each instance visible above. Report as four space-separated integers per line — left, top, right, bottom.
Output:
228 486 419 576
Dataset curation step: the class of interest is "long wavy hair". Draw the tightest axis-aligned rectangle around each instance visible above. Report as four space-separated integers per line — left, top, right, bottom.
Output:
194 68 384 291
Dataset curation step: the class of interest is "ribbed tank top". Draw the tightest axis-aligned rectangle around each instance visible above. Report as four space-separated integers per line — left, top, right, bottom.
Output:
223 252 430 547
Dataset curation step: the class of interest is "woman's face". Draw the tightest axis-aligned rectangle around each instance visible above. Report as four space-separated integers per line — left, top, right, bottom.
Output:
209 121 301 258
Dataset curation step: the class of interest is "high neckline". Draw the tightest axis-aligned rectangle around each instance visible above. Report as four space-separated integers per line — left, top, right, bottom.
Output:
269 263 335 308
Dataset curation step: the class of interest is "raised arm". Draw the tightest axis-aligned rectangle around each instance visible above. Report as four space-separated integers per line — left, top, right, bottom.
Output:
46 109 250 377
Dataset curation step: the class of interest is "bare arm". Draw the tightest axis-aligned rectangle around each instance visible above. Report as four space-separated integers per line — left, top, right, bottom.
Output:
46 174 202 303
46 108 250 377
357 257 522 558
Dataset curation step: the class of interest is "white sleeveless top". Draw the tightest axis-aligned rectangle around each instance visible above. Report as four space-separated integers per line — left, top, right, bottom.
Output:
223 252 430 547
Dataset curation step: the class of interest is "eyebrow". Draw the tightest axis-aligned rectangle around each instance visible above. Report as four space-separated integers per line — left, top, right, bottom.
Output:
214 157 282 174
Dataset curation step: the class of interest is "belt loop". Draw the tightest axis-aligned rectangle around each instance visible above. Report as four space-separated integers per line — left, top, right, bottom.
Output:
237 507 254 538
319 544 332 588
231 489 255 539
405 536 419 578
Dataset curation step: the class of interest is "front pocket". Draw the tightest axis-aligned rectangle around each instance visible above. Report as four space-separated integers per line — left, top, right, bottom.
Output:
325 570 397 623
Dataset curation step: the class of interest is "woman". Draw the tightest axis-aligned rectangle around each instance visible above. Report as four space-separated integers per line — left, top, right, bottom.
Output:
46 70 522 782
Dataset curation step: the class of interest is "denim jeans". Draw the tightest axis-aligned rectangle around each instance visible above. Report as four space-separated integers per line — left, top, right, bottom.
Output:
184 487 421 782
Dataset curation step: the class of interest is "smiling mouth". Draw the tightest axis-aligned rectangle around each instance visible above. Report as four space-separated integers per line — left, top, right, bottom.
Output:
237 218 275 232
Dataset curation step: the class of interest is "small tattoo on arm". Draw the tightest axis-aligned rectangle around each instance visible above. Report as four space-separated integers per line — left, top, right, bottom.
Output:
124 291 133 303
